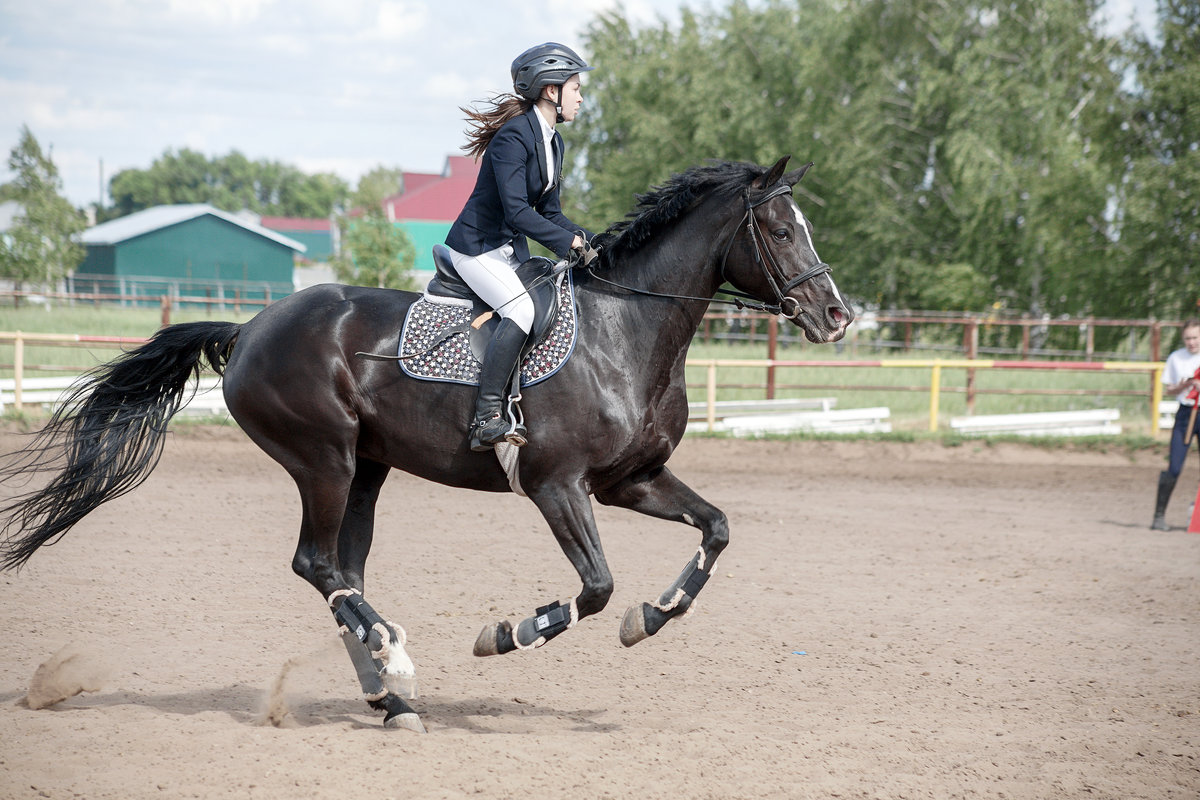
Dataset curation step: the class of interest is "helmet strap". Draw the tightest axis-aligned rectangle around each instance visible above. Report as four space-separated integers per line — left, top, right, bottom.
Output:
547 84 565 124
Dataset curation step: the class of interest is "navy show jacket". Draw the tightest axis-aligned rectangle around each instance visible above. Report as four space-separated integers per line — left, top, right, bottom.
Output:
446 107 591 262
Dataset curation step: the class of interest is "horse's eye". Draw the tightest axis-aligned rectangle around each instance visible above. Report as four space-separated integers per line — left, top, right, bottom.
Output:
772 228 791 242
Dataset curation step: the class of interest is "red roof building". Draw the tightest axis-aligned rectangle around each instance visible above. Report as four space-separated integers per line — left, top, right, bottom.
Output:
383 156 480 274
383 156 480 223
261 156 480 276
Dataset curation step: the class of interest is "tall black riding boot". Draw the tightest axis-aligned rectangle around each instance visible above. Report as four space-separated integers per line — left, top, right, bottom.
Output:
469 318 529 452
1151 470 1176 531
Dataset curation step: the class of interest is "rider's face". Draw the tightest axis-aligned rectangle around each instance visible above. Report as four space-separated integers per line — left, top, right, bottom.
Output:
547 75 583 123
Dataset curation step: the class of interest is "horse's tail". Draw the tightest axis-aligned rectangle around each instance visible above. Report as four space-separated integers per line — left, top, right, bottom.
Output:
0 321 241 571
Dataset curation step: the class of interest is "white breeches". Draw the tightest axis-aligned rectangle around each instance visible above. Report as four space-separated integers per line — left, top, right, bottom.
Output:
446 243 535 334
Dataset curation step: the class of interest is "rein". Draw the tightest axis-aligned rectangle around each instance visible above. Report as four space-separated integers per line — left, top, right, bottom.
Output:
588 182 831 318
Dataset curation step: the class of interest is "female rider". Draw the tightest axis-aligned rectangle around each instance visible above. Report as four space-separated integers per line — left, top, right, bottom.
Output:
445 42 594 452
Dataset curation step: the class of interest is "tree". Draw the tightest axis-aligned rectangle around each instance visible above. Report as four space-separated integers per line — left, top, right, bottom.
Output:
105 149 349 220
329 168 418 290
933 0 1124 321
331 211 417 290
1113 0 1200 321
0 126 85 300
353 166 406 210
574 0 1130 321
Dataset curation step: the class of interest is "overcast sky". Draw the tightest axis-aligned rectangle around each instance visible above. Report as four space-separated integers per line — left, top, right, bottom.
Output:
0 0 1159 210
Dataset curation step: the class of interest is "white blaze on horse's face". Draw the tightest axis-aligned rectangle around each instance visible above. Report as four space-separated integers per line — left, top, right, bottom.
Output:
787 198 849 337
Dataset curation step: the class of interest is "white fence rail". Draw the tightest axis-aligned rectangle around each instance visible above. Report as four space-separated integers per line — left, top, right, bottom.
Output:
1159 400 1183 431
0 376 228 416
950 408 1122 437
687 397 836 420
687 404 891 436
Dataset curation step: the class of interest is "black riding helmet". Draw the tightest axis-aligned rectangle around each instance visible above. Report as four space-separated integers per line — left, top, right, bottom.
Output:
511 42 593 121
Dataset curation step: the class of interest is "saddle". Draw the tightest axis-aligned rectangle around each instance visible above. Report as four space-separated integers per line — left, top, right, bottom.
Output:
390 246 579 391
426 244 564 364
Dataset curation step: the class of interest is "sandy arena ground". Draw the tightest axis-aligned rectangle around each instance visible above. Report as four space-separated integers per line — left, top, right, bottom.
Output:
0 427 1197 799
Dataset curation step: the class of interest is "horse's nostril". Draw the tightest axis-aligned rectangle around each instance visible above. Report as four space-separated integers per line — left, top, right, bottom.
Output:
828 306 846 326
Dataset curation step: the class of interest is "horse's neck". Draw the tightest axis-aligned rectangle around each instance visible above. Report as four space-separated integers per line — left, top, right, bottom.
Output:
580 224 724 376
605 220 725 305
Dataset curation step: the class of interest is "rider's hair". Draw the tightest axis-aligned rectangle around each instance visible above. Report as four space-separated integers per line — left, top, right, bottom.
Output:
1184 318 1200 333
460 94 534 160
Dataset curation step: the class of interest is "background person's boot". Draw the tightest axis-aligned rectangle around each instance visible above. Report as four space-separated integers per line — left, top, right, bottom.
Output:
1151 470 1176 531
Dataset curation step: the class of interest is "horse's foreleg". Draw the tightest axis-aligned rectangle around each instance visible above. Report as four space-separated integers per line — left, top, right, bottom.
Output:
328 588 421 731
291 458 422 731
473 483 613 656
595 465 729 646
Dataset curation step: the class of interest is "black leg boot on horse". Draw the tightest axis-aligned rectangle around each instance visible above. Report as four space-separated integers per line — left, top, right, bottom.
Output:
469 318 529 452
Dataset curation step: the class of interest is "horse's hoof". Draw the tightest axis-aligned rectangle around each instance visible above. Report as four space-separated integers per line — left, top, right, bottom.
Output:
384 712 426 733
473 619 513 657
619 603 650 647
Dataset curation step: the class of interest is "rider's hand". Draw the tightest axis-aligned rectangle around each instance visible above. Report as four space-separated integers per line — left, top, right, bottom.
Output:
569 236 600 269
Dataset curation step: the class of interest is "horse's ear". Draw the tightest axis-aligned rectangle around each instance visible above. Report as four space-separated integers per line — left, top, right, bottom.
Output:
754 156 792 189
784 162 814 186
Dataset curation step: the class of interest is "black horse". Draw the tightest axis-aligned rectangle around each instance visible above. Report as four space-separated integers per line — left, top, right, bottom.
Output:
0 157 851 731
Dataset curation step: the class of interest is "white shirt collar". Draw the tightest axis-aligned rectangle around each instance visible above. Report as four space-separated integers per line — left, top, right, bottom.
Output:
534 107 556 190
534 106 556 143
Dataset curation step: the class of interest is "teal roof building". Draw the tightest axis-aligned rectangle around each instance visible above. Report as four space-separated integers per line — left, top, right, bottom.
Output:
79 204 305 300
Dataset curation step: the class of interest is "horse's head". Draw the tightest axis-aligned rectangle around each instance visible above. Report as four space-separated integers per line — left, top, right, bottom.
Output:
719 157 853 343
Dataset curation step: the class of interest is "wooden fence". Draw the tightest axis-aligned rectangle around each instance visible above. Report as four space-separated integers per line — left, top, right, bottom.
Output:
0 331 1168 435
699 311 1185 364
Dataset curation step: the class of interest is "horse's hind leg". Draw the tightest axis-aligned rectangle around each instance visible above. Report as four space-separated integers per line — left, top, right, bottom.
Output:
594 465 729 646
291 456 422 731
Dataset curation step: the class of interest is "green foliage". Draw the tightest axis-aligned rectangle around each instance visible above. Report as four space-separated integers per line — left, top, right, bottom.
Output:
901 260 993 311
105 148 349 219
331 211 417 290
0 126 85 292
328 167 424 291
353 166 406 210
1113 0 1200 320
571 0 1164 326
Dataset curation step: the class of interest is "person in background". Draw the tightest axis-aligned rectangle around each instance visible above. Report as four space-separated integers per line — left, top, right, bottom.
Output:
444 42 594 452
1151 318 1200 530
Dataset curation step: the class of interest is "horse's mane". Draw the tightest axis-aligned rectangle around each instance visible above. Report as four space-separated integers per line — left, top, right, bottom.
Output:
593 160 767 265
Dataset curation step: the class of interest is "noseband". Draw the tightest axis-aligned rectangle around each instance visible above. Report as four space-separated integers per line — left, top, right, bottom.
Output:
716 183 832 319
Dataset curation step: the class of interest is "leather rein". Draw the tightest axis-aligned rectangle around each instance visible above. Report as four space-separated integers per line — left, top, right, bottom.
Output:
587 182 832 318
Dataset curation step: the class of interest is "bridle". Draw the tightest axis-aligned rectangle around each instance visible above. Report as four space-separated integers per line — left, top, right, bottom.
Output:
587 182 832 318
717 183 832 319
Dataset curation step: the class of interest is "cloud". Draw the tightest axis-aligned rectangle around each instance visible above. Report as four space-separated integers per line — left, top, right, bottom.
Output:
164 0 276 25
374 0 429 40
0 78 125 134
293 154 385 183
